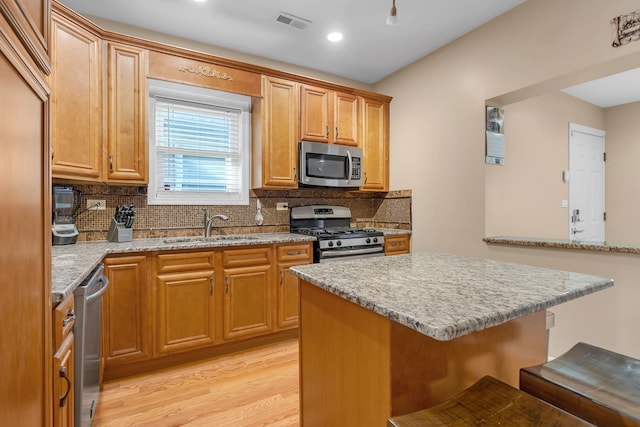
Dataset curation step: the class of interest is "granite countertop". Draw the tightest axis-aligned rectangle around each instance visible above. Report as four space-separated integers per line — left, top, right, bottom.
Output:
289 251 613 341
51 233 316 303
51 228 409 303
484 236 640 254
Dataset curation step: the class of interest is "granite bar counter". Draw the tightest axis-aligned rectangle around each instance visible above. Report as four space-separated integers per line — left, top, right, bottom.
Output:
484 236 640 254
289 252 613 426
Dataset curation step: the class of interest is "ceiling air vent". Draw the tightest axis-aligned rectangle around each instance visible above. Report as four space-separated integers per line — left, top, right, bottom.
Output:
276 12 311 30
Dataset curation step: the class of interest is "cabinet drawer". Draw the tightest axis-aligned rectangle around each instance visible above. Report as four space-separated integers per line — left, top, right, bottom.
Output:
384 235 410 255
53 295 75 350
156 251 215 274
276 243 312 262
223 246 271 268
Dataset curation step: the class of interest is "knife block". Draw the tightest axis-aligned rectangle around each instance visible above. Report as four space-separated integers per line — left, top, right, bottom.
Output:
107 218 133 243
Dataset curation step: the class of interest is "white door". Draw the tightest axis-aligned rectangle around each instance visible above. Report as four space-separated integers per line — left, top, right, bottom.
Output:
568 123 605 241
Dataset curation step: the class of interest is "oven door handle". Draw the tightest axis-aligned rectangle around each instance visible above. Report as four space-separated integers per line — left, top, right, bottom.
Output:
321 246 384 258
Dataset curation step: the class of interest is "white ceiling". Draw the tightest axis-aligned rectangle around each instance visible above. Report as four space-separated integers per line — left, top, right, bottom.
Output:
561 67 640 108
57 0 525 84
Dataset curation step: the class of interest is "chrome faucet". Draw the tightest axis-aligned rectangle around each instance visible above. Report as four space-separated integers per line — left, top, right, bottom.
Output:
203 209 229 237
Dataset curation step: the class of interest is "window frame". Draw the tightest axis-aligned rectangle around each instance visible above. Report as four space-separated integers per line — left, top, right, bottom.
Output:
148 78 251 206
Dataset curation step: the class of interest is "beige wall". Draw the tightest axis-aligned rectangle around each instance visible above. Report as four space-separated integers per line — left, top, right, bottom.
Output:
375 0 640 359
485 91 604 238
605 101 640 242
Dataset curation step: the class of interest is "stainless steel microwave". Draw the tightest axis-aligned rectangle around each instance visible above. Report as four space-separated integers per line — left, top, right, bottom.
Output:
298 141 362 188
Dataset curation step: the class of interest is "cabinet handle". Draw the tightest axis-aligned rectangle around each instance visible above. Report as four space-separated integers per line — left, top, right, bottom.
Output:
391 242 401 247
210 278 214 296
286 250 301 256
335 126 339 139
280 268 284 285
62 309 76 327
225 276 229 293
109 155 114 173
326 125 329 139
293 167 297 181
364 172 368 184
59 366 71 408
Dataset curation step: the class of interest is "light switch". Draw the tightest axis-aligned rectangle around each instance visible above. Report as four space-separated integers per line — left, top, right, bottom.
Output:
561 199 568 208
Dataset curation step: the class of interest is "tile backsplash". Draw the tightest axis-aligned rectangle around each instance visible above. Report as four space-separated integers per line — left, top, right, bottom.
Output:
69 184 411 241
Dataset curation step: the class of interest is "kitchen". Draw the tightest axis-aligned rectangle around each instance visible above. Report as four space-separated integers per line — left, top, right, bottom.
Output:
3 0 640 426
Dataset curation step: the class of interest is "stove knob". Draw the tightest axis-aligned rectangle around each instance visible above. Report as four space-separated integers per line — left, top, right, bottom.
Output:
336 240 342 247
328 241 334 247
366 238 371 244
373 237 378 243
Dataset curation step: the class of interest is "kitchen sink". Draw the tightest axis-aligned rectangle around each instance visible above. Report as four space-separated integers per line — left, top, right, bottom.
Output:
163 235 261 244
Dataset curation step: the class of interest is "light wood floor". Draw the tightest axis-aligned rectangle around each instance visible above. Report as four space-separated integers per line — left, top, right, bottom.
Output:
93 339 300 427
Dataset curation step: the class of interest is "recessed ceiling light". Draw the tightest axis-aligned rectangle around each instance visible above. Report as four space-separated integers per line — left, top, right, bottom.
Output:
327 32 343 42
193 0 207 3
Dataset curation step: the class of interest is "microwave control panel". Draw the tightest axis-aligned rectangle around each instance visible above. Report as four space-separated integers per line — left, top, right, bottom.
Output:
351 157 361 179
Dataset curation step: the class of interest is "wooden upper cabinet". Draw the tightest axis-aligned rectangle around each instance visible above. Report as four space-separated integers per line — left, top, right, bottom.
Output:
300 84 358 146
300 85 330 143
360 96 389 191
106 42 148 184
253 76 300 189
334 92 359 146
51 12 102 181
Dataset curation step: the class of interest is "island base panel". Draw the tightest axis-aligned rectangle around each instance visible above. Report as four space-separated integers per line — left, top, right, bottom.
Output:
390 310 547 416
299 280 547 426
299 281 391 427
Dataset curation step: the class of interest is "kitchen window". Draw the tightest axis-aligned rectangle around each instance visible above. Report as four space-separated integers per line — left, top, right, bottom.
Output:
148 79 251 205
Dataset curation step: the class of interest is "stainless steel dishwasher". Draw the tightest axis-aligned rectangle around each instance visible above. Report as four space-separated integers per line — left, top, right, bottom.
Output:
73 264 109 427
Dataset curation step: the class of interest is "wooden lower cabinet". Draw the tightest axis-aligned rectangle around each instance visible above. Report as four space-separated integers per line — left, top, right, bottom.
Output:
53 295 75 427
222 247 274 340
385 234 411 256
155 251 216 355
103 255 152 366
276 243 313 330
102 243 308 378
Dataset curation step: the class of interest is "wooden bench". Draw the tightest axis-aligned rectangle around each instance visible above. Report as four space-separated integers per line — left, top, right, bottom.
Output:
387 375 592 426
520 342 640 427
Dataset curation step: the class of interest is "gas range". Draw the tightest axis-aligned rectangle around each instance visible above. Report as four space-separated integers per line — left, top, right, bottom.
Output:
290 205 385 263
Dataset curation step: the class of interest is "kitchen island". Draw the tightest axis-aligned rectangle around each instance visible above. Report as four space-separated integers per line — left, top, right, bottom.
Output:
289 252 613 427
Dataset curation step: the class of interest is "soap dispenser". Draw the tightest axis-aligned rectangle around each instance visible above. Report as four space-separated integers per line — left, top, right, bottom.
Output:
255 199 264 226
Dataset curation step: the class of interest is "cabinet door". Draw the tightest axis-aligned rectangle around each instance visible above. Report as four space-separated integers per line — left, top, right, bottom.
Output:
53 333 74 427
222 247 273 340
156 270 216 355
276 243 312 330
334 92 359 147
360 97 389 191
51 12 102 181
384 235 411 255
300 84 331 143
257 76 299 188
106 42 148 183
223 265 274 340
103 255 151 366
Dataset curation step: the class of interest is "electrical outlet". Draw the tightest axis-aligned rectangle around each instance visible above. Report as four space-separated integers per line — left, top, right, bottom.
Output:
87 199 106 210
277 202 289 211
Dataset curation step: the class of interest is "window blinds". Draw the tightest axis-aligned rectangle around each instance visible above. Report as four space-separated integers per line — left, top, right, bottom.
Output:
153 97 242 195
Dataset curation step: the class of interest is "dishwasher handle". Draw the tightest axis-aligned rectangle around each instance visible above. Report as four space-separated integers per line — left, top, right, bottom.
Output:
86 275 109 302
